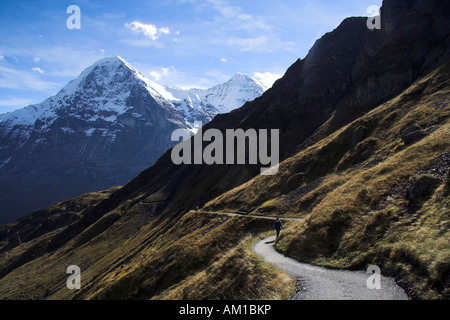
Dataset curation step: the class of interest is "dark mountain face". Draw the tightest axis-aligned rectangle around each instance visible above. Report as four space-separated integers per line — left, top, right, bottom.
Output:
330 0 450 129
0 57 191 224
100 0 450 215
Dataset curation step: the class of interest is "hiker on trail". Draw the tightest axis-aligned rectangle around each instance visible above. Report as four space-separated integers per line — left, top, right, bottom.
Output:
273 218 283 240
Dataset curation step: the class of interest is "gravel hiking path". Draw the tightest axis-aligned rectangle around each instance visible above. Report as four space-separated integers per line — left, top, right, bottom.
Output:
253 235 409 300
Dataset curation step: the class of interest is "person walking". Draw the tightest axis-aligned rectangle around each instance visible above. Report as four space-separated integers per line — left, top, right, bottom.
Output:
273 218 283 242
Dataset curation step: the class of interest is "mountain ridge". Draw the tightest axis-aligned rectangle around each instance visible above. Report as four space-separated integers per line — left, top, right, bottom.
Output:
0 57 265 130
165 72 265 126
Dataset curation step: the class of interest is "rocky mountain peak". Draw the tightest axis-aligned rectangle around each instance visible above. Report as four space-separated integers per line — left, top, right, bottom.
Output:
228 72 257 84
61 56 134 94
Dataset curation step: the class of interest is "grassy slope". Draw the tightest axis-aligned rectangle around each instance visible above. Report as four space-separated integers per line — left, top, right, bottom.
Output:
203 61 450 299
0 207 295 300
0 187 120 279
153 234 293 300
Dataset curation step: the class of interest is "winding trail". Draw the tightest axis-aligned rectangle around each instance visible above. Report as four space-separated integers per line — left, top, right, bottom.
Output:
221 212 302 221
201 211 409 299
253 235 409 300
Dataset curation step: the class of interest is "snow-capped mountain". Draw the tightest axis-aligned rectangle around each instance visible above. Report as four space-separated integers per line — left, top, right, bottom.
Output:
0 56 264 224
0 56 191 224
166 73 265 126
0 56 188 136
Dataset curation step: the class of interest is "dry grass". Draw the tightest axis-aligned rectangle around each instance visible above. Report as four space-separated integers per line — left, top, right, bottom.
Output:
154 235 295 300
0 209 295 300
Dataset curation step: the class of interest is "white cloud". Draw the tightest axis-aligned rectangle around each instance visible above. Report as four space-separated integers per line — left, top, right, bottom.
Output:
199 1 294 53
124 21 170 41
0 65 59 91
149 67 170 81
0 97 38 110
120 38 166 48
0 53 4 61
206 0 272 31
135 63 217 89
220 58 227 63
160 27 170 35
31 67 44 74
149 71 162 81
208 0 260 24
29 46 105 78
225 36 269 52
253 72 282 90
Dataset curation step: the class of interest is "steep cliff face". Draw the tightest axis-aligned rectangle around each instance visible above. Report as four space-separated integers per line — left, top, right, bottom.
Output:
331 0 450 128
381 0 418 34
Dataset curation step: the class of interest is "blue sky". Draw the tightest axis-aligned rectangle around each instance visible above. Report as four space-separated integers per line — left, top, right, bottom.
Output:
0 0 382 114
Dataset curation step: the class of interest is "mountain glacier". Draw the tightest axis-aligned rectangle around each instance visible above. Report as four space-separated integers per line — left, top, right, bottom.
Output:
166 73 265 126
